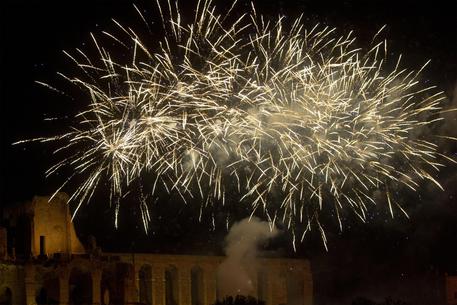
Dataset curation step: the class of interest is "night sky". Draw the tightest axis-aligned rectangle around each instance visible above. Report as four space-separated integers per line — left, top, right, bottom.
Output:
1 0 456 304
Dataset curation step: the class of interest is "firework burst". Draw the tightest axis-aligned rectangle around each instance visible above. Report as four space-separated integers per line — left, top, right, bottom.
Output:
20 0 455 248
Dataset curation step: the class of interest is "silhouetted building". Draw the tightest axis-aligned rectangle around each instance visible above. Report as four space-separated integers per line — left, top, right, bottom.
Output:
0 193 313 305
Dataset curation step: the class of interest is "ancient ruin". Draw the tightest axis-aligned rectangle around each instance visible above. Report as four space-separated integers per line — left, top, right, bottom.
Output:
0 193 313 305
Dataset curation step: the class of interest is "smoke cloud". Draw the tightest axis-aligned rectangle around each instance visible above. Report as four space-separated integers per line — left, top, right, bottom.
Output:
216 217 278 299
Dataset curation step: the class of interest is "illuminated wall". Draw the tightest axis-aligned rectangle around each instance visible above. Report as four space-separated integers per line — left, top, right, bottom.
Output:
30 193 85 256
0 194 313 305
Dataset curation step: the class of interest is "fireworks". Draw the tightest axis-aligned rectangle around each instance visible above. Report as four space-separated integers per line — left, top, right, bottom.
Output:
21 0 455 248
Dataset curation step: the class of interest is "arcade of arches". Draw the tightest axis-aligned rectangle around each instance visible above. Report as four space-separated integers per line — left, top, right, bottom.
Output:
0 194 313 305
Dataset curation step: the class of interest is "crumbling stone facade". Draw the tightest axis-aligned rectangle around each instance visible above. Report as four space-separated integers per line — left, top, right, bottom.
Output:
2 193 85 258
0 194 313 305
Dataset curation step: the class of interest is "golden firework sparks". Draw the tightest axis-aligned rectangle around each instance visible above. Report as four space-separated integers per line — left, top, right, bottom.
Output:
18 0 456 248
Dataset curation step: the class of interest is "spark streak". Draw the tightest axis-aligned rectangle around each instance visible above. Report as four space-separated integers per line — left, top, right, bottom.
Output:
22 0 455 247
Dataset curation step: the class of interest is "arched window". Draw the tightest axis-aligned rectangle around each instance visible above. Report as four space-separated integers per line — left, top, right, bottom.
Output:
0 287 12 305
101 269 114 305
191 266 204 305
165 265 179 305
69 267 92 305
36 287 48 305
139 264 153 305
36 276 59 305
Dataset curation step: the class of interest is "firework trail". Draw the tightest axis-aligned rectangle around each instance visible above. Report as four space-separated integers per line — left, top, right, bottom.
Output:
20 0 455 248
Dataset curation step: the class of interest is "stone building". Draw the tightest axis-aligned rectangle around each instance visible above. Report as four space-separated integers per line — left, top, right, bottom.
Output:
0 193 313 305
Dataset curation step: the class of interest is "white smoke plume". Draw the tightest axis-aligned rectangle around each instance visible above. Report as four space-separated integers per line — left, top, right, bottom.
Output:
216 217 278 299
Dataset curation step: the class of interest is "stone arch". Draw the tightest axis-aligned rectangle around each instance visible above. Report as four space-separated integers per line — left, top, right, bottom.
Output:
101 268 114 305
109 262 130 304
35 287 48 305
0 287 12 305
139 264 153 305
69 267 92 305
99 263 131 305
286 268 304 305
165 265 179 305
35 275 59 304
191 265 204 305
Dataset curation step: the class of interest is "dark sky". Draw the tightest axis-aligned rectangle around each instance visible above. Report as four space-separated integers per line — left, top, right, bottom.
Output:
1 0 456 304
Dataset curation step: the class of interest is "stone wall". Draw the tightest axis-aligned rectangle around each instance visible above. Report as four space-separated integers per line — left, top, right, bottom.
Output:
0 193 313 305
0 263 26 305
0 228 7 260
30 193 85 255
2 192 85 258
0 252 312 305
116 253 312 305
